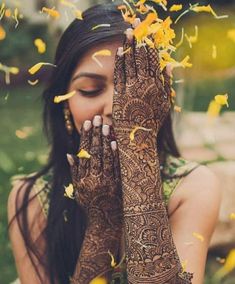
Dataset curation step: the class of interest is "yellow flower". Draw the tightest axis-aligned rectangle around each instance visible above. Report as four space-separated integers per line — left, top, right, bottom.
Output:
54 91 76 103
192 232 204 242
42 7 60 18
64 183 75 199
89 277 108 284
92 49 111 68
215 249 235 279
170 4 183 12
74 9 83 20
215 94 229 107
28 62 56 75
34 38 46 54
77 149 91 159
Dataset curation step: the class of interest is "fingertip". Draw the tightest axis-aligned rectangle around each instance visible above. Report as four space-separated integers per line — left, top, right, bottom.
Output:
66 153 75 166
166 64 173 77
111 141 117 151
132 18 141 28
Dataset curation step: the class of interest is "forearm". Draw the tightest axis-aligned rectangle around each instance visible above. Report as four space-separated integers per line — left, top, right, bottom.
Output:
115 126 193 283
70 209 121 284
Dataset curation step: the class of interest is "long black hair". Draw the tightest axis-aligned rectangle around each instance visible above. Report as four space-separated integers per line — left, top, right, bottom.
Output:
8 3 182 284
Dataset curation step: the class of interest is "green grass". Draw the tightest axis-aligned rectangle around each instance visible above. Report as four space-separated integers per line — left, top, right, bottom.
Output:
0 85 234 283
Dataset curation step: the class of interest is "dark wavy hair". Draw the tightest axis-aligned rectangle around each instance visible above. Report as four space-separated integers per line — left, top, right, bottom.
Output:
8 3 183 284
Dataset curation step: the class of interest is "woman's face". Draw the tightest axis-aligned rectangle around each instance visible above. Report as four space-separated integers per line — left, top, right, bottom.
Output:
67 40 121 133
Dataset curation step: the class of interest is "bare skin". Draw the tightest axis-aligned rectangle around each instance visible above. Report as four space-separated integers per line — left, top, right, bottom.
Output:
8 40 222 284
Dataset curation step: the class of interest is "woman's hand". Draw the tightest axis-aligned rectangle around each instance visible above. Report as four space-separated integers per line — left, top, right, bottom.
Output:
111 27 193 284
68 115 123 284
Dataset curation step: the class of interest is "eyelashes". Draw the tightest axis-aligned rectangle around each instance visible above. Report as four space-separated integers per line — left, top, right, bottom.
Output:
78 89 103 97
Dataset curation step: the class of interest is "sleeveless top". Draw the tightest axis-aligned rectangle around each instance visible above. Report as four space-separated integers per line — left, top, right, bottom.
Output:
10 154 200 284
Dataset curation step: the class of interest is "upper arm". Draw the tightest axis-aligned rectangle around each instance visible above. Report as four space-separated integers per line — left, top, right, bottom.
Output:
8 179 50 284
169 165 222 284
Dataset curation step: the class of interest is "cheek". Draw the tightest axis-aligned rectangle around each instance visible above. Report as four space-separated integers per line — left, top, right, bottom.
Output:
68 96 101 132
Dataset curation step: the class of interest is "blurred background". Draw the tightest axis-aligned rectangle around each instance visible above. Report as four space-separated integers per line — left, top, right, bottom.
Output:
0 0 235 283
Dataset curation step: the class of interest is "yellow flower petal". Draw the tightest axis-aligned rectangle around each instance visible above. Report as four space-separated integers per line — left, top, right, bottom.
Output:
215 249 235 279
42 7 60 18
215 94 229 107
192 232 204 242
227 29 235 43
34 38 46 54
28 79 39 86
64 183 75 199
181 259 188 273
5 8 11 17
54 90 76 103
92 49 111 68
207 100 221 118
129 126 152 142
229 213 235 220
74 9 83 20
92 24 111 31
9 67 19 74
174 105 181 112
89 277 108 284
185 26 198 48
77 149 91 159
28 62 56 75
170 4 183 12
0 25 6 40
108 250 117 268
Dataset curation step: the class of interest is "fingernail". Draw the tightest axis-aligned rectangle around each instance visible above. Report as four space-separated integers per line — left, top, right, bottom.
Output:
66 153 74 166
102 125 110 136
111 141 117 151
93 115 102 127
166 64 173 77
125 28 133 41
117 47 124 57
132 18 141 28
83 120 92 131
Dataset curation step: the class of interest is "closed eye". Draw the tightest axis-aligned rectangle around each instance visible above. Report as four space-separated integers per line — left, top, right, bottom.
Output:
78 89 103 97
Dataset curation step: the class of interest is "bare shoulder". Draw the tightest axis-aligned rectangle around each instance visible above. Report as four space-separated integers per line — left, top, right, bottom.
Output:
8 177 48 283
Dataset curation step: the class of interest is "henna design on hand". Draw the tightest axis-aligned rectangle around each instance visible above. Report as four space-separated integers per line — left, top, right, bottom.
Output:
112 34 193 283
68 117 123 284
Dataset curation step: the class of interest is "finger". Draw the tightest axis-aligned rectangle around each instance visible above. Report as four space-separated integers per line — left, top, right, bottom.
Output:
162 64 172 100
135 43 149 78
123 28 137 84
90 115 103 176
114 46 126 96
111 141 121 183
146 44 162 79
102 125 113 178
77 120 92 179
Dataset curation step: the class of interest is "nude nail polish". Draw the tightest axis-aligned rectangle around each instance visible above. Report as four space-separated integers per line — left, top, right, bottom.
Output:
102 125 110 136
83 120 91 131
111 141 117 151
93 115 102 127
66 153 74 166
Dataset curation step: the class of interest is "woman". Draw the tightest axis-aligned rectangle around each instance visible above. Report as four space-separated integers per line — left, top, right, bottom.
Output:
8 3 221 284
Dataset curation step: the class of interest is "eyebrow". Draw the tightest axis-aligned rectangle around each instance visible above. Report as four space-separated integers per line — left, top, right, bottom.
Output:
71 72 107 82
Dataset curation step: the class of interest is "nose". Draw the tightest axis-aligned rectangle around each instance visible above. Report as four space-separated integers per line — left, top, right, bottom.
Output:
102 85 114 125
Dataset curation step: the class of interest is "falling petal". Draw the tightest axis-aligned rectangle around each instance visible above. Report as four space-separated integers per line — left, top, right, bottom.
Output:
77 149 91 159
229 213 235 220
129 126 152 142
42 7 60 18
89 277 108 284
34 38 46 54
13 8 19 28
215 249 235 279
92 49 111 68
28 62 56 75
108 250 117 268
28 79 39 85
92 24 111 30
5 8 11 17
0 25 6 40
170 4 183 12
215 94 229 107
174 105 181 112
190 4 228 19
192 232 204 242
212 45 217 59
207 100 221 118
54 90 76 103
181 259 188 273
64 183 75 199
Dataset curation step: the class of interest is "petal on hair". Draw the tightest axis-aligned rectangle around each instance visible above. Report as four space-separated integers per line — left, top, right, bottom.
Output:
34 38 46 54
